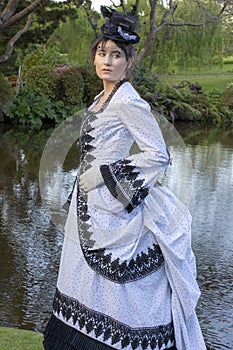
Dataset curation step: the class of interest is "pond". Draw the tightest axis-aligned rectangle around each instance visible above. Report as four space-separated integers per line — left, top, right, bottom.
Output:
0 121 232 349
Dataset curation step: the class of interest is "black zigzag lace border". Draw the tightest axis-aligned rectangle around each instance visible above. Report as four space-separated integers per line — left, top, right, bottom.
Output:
51 288 175 350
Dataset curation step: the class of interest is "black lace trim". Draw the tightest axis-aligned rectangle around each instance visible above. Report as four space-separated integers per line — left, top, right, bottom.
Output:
77 111 164 284
52 288 175 350
80 111 97 172
100 159 149 213
81 243 164 284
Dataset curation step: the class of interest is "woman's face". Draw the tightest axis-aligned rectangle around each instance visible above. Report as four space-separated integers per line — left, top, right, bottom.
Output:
94 40 131 84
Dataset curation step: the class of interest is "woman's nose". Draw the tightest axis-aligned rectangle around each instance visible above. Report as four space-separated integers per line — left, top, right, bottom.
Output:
104 54 111 66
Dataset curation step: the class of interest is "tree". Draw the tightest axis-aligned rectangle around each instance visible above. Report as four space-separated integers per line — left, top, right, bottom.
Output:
0 0 45 62
114 0 233 65
0 0 87 63
146 1 224 70
47 7 95 65
222 13 233 56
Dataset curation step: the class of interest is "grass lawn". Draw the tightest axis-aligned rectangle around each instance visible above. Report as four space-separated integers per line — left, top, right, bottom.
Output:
160 61 233 92
163 74 233 93
0 327 43 350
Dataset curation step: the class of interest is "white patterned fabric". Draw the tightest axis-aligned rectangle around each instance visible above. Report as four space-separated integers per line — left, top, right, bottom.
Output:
48 82 206 350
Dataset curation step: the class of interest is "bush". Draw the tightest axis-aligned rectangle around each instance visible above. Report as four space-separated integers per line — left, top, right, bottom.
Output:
25 66 56 99
21 45 68 77
54 66 84 105
0 77 12 118
78 65 103 106
222 82 233 109
132 65 160 94
4 87 79 126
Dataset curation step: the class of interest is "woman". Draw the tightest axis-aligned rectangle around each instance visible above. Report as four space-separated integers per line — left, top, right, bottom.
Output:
43 6 206 350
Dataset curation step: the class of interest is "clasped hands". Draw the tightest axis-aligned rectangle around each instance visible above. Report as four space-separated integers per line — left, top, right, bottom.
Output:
79 166 104 192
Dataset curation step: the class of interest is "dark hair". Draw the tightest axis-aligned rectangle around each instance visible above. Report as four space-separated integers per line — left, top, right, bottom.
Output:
90 35 134 64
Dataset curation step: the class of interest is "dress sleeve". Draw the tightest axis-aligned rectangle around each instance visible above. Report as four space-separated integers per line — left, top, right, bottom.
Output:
100 97 171 213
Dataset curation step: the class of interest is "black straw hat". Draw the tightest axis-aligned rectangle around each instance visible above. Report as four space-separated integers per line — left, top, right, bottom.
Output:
100 6 140 44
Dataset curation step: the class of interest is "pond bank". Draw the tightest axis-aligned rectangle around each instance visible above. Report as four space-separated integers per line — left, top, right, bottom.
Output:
0 327 43 350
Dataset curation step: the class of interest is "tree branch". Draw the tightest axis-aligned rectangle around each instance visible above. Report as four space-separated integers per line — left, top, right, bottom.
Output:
0 0 19 27
136 0 157 64
0 13 33 62
136 0 232 64
110 0 120 8
1 0 43 30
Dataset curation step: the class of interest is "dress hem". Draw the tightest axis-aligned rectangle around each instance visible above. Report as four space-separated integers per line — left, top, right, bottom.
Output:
43 313 177 350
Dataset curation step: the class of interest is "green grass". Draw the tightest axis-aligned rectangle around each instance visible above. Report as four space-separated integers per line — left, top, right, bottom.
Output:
0 327 43 350
160 61 233 92
163 74 233 92
167 61 233 75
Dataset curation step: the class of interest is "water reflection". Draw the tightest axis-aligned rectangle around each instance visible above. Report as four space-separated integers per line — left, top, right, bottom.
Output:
0 123 232 349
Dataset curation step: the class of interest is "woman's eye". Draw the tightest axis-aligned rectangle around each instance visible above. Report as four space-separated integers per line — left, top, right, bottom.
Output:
98 52 105 57
112 54 121 58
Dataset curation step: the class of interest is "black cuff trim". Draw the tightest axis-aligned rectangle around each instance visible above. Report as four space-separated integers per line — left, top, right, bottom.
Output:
100 164 134 213
100 162 149 213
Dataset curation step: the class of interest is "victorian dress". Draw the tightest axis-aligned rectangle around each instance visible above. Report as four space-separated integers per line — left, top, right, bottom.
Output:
43 81 206 350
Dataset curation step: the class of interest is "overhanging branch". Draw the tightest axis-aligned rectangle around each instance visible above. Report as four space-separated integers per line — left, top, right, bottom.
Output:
2 0 42 29
0 0 19 27
0 13 33 62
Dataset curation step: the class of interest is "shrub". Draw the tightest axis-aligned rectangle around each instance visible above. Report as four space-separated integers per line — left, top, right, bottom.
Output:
25 66 56 99
21 45 68 77
78 65 103 106
54 66 84 105
132 65 160 94
4 87 79 126
222 82 233 109
0 77 12 117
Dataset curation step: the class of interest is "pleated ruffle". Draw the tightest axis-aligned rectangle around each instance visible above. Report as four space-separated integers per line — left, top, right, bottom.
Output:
43 313 177 350
43 313 116 350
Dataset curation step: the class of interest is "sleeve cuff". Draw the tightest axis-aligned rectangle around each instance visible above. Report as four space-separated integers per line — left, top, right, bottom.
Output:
100 163 149 213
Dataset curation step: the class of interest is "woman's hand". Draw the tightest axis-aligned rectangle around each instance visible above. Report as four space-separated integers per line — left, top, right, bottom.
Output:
79 167 104 192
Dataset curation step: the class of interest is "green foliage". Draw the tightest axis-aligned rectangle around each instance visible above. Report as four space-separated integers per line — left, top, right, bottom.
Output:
24 65 56 99
25 65 89 106
132 65 160 94
78 65 103 106
20 1 79 49
0 77 12 113
223 57 233 65
21 46 68 77
156 83 233 125
138 0 224 72
54 66 84 105
133 67 233 125
222 83 233 109
4 87 79 126
164 73 233 93
49 8 95 66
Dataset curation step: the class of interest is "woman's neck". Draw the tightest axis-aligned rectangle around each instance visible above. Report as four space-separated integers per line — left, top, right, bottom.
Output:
102 81 116 96
90 78 127 112
103 78 125 96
